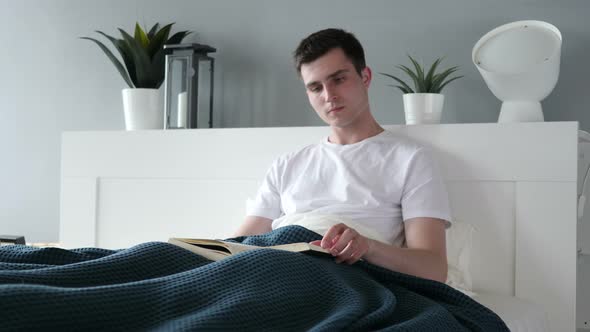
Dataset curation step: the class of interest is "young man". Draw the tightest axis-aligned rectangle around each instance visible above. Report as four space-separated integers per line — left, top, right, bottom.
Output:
233 28 451 283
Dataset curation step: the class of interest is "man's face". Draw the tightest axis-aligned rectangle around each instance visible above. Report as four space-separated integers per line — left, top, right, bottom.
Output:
299 48 372 129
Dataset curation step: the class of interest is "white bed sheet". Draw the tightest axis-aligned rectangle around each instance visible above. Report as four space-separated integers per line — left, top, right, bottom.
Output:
474 293 549 332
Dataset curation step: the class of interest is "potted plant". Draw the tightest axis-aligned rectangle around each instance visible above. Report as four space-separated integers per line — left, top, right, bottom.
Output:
381 55 463 125
82 23 191 130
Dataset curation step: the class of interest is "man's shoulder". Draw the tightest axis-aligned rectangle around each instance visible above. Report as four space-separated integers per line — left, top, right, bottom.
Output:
272 142 322 165
377 130 427 154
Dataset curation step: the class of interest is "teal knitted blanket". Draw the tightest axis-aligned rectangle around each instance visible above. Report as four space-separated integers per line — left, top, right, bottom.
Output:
0 225 508 331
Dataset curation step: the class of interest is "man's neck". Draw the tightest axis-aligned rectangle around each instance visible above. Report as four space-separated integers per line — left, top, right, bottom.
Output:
328 120 384 145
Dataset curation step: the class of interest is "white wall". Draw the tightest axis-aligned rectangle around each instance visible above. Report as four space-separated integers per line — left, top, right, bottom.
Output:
1 0 589 242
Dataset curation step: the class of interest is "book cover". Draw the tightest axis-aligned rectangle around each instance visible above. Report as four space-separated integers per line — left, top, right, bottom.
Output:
168 237 330 261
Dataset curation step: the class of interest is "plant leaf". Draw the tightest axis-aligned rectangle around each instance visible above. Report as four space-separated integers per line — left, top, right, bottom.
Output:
407 55 426 92
150 48 166 89
430 67 459 92
387 84 411 94
380 72 414 93
80 36 135 88
119 28 153 88
95 30 137 87
147 23 160 39
430 67 458 91
116 37 141 87
166 30 191 45
134 23 150 49
397 64 423 93
434 75 464 93
147 23 173 59
424 57 443 92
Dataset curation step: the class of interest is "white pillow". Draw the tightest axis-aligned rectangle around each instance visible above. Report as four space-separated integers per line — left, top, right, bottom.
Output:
446 219 477 296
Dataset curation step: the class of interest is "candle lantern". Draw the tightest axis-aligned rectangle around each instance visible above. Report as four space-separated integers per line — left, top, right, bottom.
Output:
163 43 216 129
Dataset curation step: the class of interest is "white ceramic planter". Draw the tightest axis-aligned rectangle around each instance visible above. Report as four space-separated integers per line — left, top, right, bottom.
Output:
122 88 163 130
402 93 444 125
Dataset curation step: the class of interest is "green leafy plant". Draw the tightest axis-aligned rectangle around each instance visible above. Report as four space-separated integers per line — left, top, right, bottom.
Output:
380 55 463 94
81 23 191 89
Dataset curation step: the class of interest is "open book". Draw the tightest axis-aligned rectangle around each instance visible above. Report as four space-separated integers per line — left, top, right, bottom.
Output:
168 237 330 261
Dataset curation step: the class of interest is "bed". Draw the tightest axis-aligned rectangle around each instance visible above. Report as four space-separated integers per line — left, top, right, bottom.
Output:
51 122 579 331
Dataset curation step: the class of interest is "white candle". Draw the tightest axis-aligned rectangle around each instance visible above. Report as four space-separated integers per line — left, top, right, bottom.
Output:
177 91 188 128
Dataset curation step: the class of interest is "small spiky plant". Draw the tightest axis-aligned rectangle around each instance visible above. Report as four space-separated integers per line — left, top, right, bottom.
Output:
380 55 463 94
81 23 191 89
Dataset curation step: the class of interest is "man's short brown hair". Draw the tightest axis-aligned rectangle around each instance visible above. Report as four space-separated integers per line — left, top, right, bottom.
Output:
293 28 366 75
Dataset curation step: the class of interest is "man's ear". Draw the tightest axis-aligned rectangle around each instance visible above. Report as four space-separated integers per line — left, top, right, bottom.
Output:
362 67 372 87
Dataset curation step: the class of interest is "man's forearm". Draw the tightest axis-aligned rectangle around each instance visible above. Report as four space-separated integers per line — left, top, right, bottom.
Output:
364 239 448 283
233 216 272 237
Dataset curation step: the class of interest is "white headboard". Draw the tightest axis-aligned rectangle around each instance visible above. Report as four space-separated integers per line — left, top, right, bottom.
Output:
60 122 579 331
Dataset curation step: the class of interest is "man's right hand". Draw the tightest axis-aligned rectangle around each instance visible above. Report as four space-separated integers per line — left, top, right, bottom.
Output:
312 223 372 265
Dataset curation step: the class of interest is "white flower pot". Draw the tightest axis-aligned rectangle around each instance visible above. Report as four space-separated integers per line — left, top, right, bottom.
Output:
122 88 163 130
402 93 444 125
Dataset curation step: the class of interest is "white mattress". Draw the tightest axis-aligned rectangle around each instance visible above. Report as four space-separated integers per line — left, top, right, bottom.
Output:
473 293 549 332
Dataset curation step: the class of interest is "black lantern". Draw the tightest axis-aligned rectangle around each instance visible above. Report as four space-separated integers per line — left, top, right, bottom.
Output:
163 43 216 129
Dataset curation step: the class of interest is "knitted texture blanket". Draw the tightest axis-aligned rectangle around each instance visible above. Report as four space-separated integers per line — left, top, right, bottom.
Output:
0 226 508 331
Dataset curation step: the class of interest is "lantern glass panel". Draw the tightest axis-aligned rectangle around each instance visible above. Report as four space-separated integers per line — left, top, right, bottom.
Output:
168 56 190 129
196 58 213 128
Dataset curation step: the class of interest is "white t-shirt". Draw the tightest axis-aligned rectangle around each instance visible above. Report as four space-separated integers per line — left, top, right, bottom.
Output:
246 130 451 246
